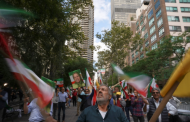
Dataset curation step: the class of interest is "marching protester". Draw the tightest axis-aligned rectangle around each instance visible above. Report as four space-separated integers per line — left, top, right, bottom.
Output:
168 96 180 122
72 89 77 107
0 86 8 122
77 84 128 122
124 92 133 122
76 87 85 116
52 87 59 120
78 87 94 112
145 88 173 122
66 90 72 108
115 92 126 111
57 87 69 122
131 90 148 122
23 97 56 122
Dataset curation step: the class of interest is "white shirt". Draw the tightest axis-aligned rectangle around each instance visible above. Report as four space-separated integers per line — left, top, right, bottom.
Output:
147 98 170 122
28 98 53 122
99 110 107 119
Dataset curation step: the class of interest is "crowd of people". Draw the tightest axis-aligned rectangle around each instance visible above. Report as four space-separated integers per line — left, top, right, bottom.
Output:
0 83 182 122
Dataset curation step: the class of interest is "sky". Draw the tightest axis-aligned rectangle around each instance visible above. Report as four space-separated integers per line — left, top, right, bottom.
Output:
93 0 111 64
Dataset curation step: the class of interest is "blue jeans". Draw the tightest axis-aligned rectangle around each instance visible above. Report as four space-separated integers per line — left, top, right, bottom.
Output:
68 99 71 106
58 102 66 121
125 106 133 122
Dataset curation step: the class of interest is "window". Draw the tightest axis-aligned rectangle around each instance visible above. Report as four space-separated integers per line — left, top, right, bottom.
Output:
140 47 143 52
183 17 190 22
132 54 134 58
135 51 139 56
169 26 181 32
155 0 160 10
142 26 145 31
181 7 190 12
140 21 144 26
146 51 149 54
167 16 180 22
145 41 149 47
151 34 157 43
140 54 144 59
150 25 156 35
166 7 178 12
165 0 176 2
179 0 190 3
132 60 135 64
185 26 190 31
148 9 153 19
152 43 158 50
144 33 148 40
149 17 154 27
159 27 165 37
160 38 164 44
136 57 139 62
171 36 177 42
187 36 190 42
157 17 163 28
136 21 139 26
140 15 143 21
137 25 139 31
156 9 162 18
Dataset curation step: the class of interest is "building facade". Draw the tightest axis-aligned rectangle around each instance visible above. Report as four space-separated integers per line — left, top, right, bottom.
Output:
126 0 190 66
68 6 94 63
111 0 141 26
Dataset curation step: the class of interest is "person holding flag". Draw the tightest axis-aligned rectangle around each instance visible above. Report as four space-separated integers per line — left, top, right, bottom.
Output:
124 92 134 122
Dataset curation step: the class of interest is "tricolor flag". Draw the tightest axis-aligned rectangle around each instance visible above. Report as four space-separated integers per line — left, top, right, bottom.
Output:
54 78 64 87
147 78 159 98
85 68 92 89
120 80 129 99
5 58 54 108
69 69 85 84
112 64 151 97
99 73 103 84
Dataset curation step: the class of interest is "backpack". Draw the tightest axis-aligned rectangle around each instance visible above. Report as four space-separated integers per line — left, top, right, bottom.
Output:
120 99 126 107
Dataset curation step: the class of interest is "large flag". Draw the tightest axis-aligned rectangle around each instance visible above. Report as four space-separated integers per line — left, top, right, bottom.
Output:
161 49 190 97
120 80 129 99
147 78 159 98
112 64 151 97
85 68 92 90
54 78 64 87
5 58 54 108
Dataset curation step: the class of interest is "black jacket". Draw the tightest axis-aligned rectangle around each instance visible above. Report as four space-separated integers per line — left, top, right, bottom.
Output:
78 89 94 111
76 104 129 122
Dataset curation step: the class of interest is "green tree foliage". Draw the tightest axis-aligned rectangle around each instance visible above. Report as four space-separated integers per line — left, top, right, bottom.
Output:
0 0 93 83
63 57 94 87
123 31 190 83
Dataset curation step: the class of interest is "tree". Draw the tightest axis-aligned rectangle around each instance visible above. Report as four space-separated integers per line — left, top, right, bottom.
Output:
122 31 190 85
0 0 94 81
96 20 143 85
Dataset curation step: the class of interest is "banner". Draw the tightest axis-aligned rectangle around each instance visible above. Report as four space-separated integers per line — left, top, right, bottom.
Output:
69 69 85 89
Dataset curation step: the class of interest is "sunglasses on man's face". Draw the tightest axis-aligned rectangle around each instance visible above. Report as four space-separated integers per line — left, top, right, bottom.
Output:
152 92 160 94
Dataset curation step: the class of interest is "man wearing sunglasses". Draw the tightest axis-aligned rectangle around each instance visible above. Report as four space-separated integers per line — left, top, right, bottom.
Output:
146 88 172 122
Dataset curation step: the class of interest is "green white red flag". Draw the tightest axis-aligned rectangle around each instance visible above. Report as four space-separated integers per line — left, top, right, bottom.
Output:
54 78 64 87
112 64 151 97
5 58 54 108
147 78 159 98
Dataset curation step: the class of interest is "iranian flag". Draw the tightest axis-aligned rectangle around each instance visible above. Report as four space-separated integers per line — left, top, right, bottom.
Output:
112 64 151 97
147 78 159 98
99 73 103 84
120 80 129 99
5 58 54 108
66 87 71 94
55 78 64 87
69 69 85 84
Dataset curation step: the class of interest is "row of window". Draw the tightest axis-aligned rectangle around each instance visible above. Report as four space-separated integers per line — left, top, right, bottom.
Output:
169 26 189 32
167 16 190 22
166 7 190 12
165 0 190 3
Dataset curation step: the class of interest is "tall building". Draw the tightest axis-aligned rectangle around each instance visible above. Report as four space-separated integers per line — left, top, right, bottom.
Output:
68 6 94 63
126 0 190 66
111 0 141 26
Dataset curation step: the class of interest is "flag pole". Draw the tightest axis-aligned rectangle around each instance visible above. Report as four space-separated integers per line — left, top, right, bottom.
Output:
149 81 179 122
